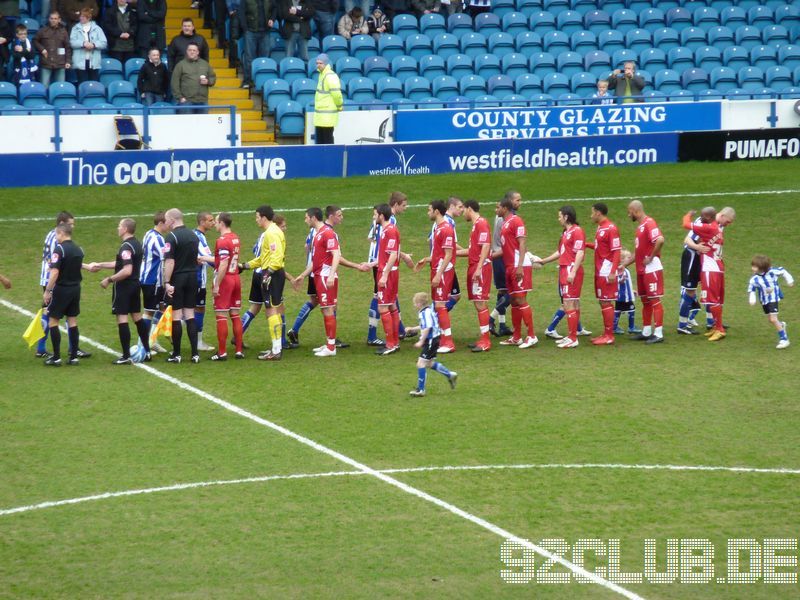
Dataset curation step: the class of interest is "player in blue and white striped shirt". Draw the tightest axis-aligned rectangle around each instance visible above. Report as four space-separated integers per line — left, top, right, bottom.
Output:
405 292 457 397
613 249 641 334
748 255 794 349
194 212 216 351
140 212 169 351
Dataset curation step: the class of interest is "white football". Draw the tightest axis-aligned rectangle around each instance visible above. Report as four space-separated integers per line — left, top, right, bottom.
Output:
129 344 146 363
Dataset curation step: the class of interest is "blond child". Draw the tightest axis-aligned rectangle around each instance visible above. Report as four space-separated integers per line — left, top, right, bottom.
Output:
404 292 457 397
748 255 793 349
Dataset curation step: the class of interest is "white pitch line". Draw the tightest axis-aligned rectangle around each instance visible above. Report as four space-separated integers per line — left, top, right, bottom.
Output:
0 299 644 600
3 461 800 518
0 189 796 223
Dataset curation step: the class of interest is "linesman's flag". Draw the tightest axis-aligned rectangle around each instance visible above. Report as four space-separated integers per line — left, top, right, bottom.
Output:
150 305 173 346
23 308 45 348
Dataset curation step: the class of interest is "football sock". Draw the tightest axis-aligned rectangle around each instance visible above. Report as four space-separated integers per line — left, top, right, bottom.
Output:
37 311 49 353
268 313 282 354
380 311 395 347
520 303 534 337
231 313 243 352
417 367 427 391
654 325 663 337
613 310 621 330
324 314 337 350
171 320 182 356
216 314 229 354
281 313 287 347
688 307 700 322
445 296 458 312
566 309 578 341
709 304 723 331
642 325 652 337
67 326 79 360
431 361 451 378
706 308 715 327
652 299 664 328
678 289 694 323
240 310 255 333
436 306 453 345
601 303 615 335
185 317 198 355
367 297 379 341
135 319 150 353
396 299 406 336
195 309 204 333
49 326 61 359
642 299 653 327
511 305 522 339
391 308 401 346
628 311 636 329
547 308 565 332
495 292 510 316
141 316 152 331
118 322 131 358
477 308 490 343
779 325 788 341
292 300 315 333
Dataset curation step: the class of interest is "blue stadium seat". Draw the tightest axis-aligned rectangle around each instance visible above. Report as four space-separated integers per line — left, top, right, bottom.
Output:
738 66 764 91
710 66 737 92
723 45 750 70
492 0 516 18
693 7 719 28
644 89 668 102
747 5 773 26
584 10 611 35
502 53 529 78
291 78 317 107
347 77 376 102
447 13 473 36
571 71 596 95
432 75 459 99
543 0 569 13
654 68 681 92
528 93 554 106
515 31 543 55
571 30 597 52
447 53 474 79
460 32 489 58
307 37 321 62
418 96 445 108
391 55 418 82
543 72 570 95
720 6 747 29
653 27 680 52
598 30 624 53
557 92 581 105
420 13 446 38
669 89 694 100
20 16 40 36
419 55 446 80
405 34 432 61
611 9 638 34
780 87 800 99
501 94 529 106
107 80 136 106
762 25 790 47
276 100 304 136
637 68 653 86
707 26 735 50
393 14 419 39
779 45 800 71
751 45 778 69
350 35 377 61
517 0 544 17
680 27 707 51
322 35 349 63
77 81 106 107
612 49 638 70
696 46 723 70
666 7 693 31
530 51 556 77
542 30 570 54
584 49 611 78
640 48 667 73
99 58 124 87
364 56 391 82
251 57 279 91
570 0 595 15
556 10 583 34
487 74 515 96
59 103 88 114
474 12 502 36
668 47 694 70
734 25 761 50
775 4 800 28
263 78 291 113
725 88 753 100
681 67 708 91
269 36 286 63
378 34 405 60
557 51 584 77
393 97 416 110
47 82 77 108
376 76 404 101
639 8 665 30
502 12 529 37
628 0 651 13
529 10 556 35
765 66 793 91
279 57 307 84
697 88 724 100
335 57 363 86
0 82 18 107
489 32 515 58
515 73 543 96
433 33 460 59
475 53 502 78
404 75 432 100
125 58 145 86
626 29 652 53
598 0 624 14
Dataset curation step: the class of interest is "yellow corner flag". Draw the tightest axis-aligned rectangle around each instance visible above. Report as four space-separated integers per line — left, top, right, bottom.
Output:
150 305 173 346
23 308 45 348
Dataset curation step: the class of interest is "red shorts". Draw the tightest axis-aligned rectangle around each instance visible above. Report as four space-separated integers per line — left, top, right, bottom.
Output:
214 276 242 311
467 262 492 301
314 273 338 308
431 268 455 302
595 274 618 302
377 269 398 306
558 265 584 300
700 271 724 306
506 265 532 295
636 270 664 299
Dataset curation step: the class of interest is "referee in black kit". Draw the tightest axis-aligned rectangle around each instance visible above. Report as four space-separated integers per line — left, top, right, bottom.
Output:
163 208 201 363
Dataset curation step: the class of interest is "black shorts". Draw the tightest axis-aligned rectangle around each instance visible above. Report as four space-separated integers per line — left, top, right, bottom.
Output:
196 286 207 308
372 266 379 294
248 270 265 304
170 272 198 310
307 274 317 297
450 272 460 297
681 248 701 290
112 281 141 315
261 268 286 307
419 336 440 360
615 300 635 313
492 256 506 291
762 302 779 315
141 283 165 311
49 284 80 319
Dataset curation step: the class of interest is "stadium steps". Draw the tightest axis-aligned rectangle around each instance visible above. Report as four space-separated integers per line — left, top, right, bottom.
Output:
165 2 276 145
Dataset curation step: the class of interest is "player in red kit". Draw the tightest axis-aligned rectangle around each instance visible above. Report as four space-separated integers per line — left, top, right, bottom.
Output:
211 212 243 361
586 202 621 345
623 200 665 344
456 199 493 351
536 206 585 348
496 197 537 348
371 203 402 355
682 206 736 342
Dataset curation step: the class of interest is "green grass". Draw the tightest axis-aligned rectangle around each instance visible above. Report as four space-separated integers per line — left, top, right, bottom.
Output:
0 160 798 598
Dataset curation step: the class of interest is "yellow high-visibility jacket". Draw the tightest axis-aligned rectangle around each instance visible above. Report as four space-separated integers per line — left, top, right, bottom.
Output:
314 64 343 127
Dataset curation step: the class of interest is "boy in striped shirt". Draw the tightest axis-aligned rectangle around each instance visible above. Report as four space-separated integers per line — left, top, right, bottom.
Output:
748 255 794 349
405 292 457 397
613 249 641 334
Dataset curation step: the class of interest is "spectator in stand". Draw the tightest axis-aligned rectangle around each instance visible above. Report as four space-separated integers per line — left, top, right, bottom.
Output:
608 61 645 104
412 0 440 17
344 0 369 21
231 0 275 90
135 0 166 58
440 0 463 14
278 0 314 62
380 0 409 23
590 78 614 105
309 0 336 41
0 0 18 22
367 7 390 40
466 0 490 17
171 42 215 113
102 0 137 64
34 11 73 86
338 7 368 40
0 12 13 82
56 0 99 32
168 18 209 67
137 46 169 104
11 24 39 86
70 7 107 83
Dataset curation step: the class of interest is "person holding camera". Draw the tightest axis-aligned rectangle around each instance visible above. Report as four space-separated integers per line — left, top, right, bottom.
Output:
608 61 645 104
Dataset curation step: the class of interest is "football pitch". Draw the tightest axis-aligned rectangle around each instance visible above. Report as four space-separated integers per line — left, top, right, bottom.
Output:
0 160 798 599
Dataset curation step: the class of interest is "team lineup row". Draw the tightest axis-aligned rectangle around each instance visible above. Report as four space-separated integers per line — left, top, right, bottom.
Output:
35 191 793 368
